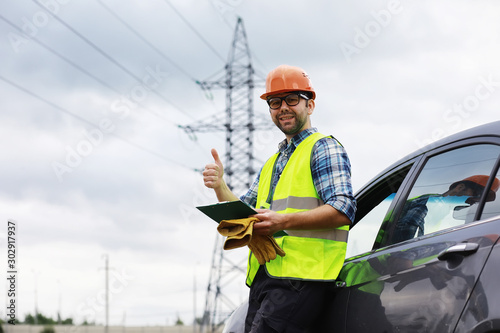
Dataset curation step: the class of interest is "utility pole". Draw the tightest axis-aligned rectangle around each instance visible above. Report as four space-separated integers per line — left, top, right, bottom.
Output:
58 279 62 325
181 17 271 333
32 270 39 325
102 254 109 333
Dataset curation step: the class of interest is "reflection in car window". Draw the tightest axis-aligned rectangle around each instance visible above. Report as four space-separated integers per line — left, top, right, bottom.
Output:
391 144 500 244
347 193 394 257
347 165 412 257
481 165 500 221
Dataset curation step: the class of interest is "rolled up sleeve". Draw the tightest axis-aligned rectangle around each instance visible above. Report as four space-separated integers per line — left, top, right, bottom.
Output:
311 138 357 223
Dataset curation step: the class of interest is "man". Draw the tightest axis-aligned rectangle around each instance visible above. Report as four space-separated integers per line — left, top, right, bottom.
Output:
393 175 500 243
203 64 356 332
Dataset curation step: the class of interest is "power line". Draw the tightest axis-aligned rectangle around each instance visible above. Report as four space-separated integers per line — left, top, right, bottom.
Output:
30 0 195 121
161 0 269 85
0 74 195 171
0 14 173 125
95 0 198 82
162 0 226 63
213 7 269 79
94 0 241 121
1 6 221 171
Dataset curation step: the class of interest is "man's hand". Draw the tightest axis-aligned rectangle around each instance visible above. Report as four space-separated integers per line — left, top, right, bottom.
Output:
252 209 286 236
202 149 238 202
203 149 225 190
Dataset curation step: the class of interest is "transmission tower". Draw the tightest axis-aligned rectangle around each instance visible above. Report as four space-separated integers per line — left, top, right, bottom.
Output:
181 17 271 333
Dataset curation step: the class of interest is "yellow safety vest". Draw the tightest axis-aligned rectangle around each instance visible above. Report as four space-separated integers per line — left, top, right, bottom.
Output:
246 132 349 286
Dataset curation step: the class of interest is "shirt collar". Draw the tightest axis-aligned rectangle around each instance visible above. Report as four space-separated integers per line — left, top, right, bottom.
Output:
277 128 318 152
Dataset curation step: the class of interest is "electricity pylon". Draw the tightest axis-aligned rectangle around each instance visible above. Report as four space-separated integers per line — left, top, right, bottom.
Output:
181 17 272 333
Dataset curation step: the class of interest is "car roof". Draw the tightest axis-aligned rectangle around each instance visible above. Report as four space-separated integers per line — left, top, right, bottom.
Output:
356 120 500 196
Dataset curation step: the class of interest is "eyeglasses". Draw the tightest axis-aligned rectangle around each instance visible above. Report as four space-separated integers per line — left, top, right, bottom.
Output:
266 93 310 110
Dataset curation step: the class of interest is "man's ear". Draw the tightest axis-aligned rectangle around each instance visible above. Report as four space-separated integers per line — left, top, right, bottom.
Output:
307 99 315 115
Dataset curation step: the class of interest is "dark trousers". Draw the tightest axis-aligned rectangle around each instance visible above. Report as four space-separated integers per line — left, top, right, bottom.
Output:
245 266 330 333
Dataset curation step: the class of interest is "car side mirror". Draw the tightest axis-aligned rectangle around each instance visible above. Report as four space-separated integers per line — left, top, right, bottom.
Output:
453 205 470 220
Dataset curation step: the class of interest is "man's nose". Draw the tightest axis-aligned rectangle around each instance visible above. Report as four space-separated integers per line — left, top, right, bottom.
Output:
278 99 289 110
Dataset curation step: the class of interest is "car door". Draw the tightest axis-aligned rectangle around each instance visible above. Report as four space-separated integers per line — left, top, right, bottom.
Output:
321 159 418 332
334 141 500 333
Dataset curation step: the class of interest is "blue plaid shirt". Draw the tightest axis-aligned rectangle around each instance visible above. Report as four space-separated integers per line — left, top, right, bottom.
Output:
240 128 356 223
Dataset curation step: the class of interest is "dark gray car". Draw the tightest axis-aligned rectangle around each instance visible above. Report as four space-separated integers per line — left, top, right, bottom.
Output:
224 120 500 333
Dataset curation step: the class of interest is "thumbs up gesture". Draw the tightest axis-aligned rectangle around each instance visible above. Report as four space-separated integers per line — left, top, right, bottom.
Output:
203 149 225 190
203 149 239 202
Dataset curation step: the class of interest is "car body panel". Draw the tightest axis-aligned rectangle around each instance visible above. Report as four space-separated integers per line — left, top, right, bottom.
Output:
338 222 499 333
454 233 500 333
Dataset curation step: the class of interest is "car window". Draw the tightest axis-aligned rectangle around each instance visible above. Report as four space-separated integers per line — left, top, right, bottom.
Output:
346 165 413 257
389 144 500 245
480 163 500 221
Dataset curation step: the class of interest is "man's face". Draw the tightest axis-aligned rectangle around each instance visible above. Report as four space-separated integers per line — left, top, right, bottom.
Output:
268 92 314 138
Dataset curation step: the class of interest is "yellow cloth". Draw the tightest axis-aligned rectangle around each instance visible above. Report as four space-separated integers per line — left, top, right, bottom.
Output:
217 218 255 250
248 233 286 265
217 217 286 265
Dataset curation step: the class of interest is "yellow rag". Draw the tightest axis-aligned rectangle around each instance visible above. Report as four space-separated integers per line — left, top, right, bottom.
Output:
217 217 255 250
217 217 285 265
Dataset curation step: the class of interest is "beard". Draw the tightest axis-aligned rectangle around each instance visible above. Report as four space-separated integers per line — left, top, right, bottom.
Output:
272 111 308 136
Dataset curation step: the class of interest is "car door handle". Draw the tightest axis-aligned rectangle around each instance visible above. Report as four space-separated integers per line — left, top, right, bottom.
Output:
438 242 479 261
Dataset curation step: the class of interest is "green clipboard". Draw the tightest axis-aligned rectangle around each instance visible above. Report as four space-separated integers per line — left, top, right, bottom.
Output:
196 200 257 223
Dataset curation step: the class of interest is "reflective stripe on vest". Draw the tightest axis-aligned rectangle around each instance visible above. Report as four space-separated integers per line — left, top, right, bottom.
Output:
246 132 349 286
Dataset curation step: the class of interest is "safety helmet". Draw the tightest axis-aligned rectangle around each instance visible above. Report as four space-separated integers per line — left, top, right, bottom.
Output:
451 175 500 201
260 65 316 100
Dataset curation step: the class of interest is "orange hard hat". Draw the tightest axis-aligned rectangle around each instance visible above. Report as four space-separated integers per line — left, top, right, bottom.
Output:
452 175 500 201
260 65 316 100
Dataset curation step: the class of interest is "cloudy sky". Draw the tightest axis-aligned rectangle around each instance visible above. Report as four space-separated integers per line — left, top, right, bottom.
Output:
1 0 500 327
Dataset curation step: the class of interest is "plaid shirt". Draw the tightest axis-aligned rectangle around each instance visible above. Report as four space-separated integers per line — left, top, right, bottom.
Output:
240 128 356 223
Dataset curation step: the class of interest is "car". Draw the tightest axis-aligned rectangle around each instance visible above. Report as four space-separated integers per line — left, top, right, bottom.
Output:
223 120 500 333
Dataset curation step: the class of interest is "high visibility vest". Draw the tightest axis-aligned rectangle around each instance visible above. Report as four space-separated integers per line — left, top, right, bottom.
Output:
246 132 349 286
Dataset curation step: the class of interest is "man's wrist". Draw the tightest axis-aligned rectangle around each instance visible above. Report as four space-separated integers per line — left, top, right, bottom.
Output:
215 181 237 202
